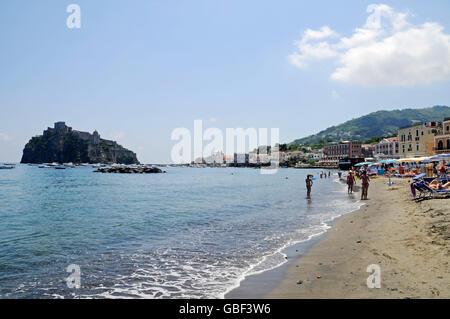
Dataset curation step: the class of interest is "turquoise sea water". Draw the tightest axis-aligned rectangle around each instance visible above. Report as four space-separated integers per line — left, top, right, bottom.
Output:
0 166 361 298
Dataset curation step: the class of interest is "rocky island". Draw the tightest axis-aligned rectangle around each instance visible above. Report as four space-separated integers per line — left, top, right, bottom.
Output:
21 122 139 164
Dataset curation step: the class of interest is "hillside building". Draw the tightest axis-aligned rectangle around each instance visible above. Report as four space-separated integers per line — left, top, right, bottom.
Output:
398 121 442 158
434 117 450 154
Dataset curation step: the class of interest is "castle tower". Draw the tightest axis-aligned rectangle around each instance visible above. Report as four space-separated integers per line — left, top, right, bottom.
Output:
54 122 67 131
93 130 100 145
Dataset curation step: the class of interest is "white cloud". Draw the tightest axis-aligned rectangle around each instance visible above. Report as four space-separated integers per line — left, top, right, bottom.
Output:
300 26 339 44
289 4 450 86
289 26 339 68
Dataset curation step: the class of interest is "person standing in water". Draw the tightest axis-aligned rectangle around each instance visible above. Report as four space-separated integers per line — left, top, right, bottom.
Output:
306 174 313 198
347 170 355 194
360 170 370 200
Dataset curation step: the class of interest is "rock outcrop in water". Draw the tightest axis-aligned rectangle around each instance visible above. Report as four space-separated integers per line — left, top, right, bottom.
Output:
21 122 139 164
94 166 164 174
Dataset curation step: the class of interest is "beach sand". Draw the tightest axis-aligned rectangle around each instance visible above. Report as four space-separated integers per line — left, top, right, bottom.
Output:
266 178 449 299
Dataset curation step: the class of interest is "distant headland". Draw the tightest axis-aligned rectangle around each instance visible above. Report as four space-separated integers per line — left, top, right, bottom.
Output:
20 122 139 164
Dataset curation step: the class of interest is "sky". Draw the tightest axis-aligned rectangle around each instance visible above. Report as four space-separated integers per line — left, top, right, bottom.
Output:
1 0 450 163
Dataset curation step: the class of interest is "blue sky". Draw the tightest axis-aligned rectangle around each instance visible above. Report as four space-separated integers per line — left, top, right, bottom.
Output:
1 0 450 163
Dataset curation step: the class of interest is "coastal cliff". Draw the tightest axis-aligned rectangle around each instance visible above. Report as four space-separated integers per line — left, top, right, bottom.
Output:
21 122 139 164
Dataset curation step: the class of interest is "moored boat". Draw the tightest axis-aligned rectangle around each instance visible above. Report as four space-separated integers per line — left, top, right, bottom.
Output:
0 164 15 169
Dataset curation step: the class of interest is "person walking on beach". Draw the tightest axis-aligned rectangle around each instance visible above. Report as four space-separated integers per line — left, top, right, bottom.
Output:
439 162 446 177
306 174 313 198
328 171 331 177
360 171 370 200
347 170 355 194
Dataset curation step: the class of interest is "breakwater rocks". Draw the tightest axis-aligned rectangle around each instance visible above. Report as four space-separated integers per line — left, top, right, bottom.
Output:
94 166 165 174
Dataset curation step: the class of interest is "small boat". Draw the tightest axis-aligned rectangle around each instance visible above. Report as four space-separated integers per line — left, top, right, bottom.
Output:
0 164 15 169
63 162 75 168
54 165 66 170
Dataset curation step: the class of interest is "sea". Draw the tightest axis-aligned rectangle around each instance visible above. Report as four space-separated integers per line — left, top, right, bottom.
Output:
0 165 362 298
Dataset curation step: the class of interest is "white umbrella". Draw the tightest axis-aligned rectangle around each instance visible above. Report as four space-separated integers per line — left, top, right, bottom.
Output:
430 153 450 160
422 156 439 163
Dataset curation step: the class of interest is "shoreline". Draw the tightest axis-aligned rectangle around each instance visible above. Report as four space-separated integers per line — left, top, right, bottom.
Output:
229 178 449 299
226 177 363 299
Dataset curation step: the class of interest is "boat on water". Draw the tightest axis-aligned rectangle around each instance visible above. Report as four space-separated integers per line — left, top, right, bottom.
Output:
54 165 66 170
338 157 365 170
0 164 15 169
47 162 59 167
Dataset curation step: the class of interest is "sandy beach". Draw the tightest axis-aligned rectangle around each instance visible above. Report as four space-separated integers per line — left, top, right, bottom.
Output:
266 178 449 299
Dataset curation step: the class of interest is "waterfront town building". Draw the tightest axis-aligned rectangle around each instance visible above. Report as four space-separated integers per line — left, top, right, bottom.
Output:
373 137 399 158
307 150 324 161
361 144 374 158
320 141 362 166
434 117 450 154
323 141 363 160
398 121 442 158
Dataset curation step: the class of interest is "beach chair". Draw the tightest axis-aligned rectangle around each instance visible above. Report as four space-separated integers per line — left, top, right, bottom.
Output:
412 173 450 199
411 174 432 200
421 183 450 199
411 181 433 200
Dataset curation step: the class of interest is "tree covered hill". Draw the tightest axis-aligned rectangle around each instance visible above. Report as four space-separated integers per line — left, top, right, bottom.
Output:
291 105 450 146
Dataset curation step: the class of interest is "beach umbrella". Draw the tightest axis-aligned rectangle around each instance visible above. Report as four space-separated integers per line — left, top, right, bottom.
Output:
376 159 396 165
421 157 439 163
430 153 450 160
354 162 372 167
396 157 429 163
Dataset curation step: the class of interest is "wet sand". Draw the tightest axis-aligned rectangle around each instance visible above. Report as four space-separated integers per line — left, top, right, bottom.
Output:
266 178 449 299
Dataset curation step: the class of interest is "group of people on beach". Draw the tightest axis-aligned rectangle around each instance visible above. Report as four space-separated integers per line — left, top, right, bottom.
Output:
346 169 370 200
319 171 330 178
305 169 370 200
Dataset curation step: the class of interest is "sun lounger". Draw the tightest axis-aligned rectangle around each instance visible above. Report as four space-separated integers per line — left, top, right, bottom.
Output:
411 173 450 200
414 182 450 199
411 181 433 200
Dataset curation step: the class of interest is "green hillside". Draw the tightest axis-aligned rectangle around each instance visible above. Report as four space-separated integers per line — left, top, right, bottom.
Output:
292 105 450 147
